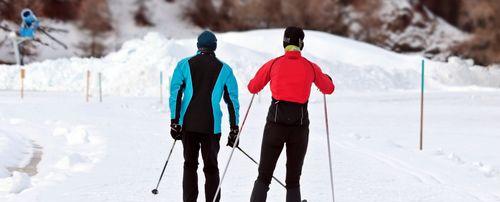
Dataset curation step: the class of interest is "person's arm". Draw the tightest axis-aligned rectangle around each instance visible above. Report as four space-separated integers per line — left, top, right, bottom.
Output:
223 66 240 128
247 58 277 94
169 60 186 124
312 63 335 94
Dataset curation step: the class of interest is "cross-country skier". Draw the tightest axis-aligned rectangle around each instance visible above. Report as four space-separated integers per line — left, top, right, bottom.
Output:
247 27 335 202
169 30 240 202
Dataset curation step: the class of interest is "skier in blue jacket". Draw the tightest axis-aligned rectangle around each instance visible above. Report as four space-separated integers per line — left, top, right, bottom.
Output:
19 8 39 39
169 31 240 202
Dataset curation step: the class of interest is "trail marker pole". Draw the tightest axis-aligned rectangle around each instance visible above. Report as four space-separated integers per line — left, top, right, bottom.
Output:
20 68 25 99
86 70 91 103
160 71 163 103
98 72 103 103
419 60 425 151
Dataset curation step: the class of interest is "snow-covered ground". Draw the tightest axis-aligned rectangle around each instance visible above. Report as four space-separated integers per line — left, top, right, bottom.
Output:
0 29 499 201
0 91 499 202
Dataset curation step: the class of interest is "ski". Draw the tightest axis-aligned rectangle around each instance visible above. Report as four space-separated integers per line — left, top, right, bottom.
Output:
0 24 13 32
39 28 68 49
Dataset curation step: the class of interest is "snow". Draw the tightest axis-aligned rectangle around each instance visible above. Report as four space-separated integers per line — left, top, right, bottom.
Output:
0 130 33 178
0 0 200 64
377 0 469 55
0 91 499 201
1 30 499 96
0 29 499 201
0 172 31 194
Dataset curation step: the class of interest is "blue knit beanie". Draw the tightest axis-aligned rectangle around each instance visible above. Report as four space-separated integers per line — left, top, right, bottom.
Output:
197 31 217 51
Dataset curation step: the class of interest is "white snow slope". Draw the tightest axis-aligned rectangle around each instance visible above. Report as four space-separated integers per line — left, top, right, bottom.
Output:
0 29 499 202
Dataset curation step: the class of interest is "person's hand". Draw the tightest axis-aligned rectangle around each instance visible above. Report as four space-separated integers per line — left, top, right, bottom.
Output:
170 120 182 140
227 126 240 147
325 74 332 81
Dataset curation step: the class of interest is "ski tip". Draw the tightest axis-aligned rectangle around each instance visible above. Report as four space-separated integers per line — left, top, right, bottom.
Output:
301 200 307 202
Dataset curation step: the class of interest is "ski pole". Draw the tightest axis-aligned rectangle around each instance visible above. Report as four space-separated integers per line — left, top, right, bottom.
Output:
237 146 286 188
323 94 335 202
213 94 255 202
151 140 177 195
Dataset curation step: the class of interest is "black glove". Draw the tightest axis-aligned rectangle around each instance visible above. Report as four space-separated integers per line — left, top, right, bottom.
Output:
170 120 182 140
227 126 239 147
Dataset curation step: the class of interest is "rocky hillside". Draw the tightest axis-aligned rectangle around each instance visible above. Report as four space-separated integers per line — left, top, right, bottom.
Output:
422 0 500 66
0 0 499 66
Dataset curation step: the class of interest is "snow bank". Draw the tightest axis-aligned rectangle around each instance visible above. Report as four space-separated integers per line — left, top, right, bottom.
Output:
0 172 31 194
0 30 499 96
0 130 33 194
0 130 33 178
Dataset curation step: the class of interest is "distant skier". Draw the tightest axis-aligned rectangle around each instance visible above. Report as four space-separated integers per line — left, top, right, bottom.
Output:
169 31 240 202
19 8 39 39
247 27 334 202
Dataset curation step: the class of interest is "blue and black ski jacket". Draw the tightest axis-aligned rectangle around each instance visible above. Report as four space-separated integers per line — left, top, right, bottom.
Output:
169 51 239 135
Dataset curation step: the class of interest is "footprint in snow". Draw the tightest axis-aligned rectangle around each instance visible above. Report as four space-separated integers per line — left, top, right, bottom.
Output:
472 162 499 178
346 132 371 141
433 149 499 178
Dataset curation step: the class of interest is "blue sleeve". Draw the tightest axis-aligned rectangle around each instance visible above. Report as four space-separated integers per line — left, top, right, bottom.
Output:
169 60 186 123
222 65 240 127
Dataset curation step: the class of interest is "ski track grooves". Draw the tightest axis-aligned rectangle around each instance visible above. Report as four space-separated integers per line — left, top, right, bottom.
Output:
335 141 484 202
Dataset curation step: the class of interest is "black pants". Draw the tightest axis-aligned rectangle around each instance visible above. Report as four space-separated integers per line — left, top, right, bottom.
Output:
182 131 221 202
250 121 309 202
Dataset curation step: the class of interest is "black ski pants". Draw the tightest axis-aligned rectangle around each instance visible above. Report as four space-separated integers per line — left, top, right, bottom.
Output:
182 131 221 202
251 121 309 202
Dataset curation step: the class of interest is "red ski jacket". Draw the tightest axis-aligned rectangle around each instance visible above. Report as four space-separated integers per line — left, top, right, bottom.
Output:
248 51 334 104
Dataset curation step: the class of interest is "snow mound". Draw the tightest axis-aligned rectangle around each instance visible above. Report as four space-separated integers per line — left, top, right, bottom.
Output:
55 153 92 172
66 127 90 145
52 127 70 137
0 30 499 96
0 130 33 178
0 171 31 194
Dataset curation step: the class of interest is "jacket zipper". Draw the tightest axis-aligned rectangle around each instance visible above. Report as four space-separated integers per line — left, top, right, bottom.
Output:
274 101 280 122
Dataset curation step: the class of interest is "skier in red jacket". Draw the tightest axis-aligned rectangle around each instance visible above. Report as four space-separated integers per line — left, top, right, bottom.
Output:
248 27 334 202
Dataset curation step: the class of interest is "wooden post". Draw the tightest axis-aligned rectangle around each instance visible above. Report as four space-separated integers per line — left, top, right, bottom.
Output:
419 60 425 151
98 72 103 103
86 70 91 103
20 68 25 99
160 71 163 103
